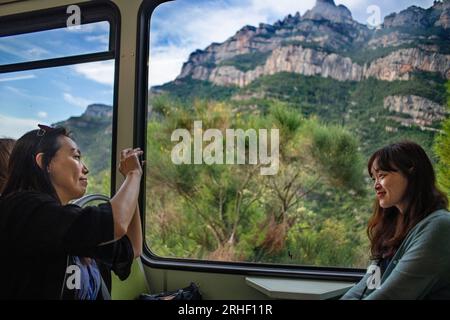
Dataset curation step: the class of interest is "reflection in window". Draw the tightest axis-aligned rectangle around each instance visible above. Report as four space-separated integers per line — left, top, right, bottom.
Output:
145 0 449 267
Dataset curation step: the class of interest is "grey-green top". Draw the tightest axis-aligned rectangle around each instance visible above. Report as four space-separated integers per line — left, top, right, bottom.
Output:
342 209 450 300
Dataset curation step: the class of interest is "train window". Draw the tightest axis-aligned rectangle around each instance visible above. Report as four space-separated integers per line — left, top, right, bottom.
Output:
144 0 448 269
0 4 118 196
0 21 110 65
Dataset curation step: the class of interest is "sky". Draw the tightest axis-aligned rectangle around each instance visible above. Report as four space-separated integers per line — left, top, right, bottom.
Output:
0 0 437 138
0 21 114 138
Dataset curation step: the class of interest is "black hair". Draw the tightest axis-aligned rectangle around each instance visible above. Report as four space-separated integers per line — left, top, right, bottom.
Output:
0 138 16 193
2 127 71 202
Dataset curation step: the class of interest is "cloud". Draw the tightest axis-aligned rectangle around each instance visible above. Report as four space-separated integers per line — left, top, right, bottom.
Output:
149 2 272 86
73 60 114 86
0 74 36 82
37 111 48 119
4 86 22 94
64 21 110 33
26 47 51 59
336 0 367 9
50 79 72 92
149 45 193 87
0 113 40 139
63 92 92 109
151 2 267 49
0 43 22 58
0 40 50 61
249 0 316 17
100 89 114 96
3 85 53 102
85 35 109 45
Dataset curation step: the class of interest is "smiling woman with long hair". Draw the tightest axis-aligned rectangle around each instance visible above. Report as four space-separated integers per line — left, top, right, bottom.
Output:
0 126 143 300
341 141 449 300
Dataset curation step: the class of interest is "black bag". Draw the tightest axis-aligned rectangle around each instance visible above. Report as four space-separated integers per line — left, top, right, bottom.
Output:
138 282 202 300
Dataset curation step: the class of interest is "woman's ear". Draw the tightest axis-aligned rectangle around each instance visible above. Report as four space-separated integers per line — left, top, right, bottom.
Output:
35 153 47 171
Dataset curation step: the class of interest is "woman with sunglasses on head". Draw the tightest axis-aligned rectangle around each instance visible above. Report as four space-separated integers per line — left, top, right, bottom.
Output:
0 126 143 300
0 138 15 194
341 141 449 300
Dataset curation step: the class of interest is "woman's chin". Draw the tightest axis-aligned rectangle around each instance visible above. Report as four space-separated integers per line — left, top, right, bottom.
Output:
379 202 394 209
74 189 87 200
378 200 389 208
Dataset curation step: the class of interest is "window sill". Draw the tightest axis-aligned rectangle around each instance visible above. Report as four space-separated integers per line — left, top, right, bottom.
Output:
245 277 355 300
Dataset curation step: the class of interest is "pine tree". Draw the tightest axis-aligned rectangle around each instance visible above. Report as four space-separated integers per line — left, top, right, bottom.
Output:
433 81 450 198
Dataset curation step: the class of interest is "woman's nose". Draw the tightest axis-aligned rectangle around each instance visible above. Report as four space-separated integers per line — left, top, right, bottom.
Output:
374 181 381 190
82 163 89 175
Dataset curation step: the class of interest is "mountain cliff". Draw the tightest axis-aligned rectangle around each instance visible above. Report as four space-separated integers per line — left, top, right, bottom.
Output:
152 1 449 132
384 1 450 29
174 0 450 87
55 104 112 175
150 0 449 159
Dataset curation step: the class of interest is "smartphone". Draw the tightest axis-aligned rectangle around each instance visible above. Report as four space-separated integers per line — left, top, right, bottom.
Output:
138 152 144 166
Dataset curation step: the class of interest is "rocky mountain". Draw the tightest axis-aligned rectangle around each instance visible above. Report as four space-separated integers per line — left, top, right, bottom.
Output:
303 0 353 24
175 0 450 87
384 95 448 127
383 1 450 29
54 104 112 174
152 0 449 134
82 103 113 119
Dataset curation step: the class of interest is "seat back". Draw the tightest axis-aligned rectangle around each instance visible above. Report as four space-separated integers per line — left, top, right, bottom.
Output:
111 258 149 300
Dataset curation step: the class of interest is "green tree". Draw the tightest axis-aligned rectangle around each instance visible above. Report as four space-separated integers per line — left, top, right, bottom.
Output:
433 81 450 198
145 97 368 266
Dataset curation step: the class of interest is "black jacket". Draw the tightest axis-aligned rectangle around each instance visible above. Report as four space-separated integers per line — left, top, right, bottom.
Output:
0 191 134 300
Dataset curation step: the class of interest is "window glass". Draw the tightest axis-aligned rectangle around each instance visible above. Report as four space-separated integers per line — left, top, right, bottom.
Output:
146 0 448 268
0 21 115 196
0 21 110 65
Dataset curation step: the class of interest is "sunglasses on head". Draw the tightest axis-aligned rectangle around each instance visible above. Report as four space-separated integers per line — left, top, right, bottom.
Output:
34 124 56 156
37 124 55 137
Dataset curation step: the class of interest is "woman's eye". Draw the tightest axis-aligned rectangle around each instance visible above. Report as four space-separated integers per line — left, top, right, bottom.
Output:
74 155 81 160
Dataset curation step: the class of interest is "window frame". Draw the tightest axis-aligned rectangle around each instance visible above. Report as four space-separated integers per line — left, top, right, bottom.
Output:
136 0 366 281
0 0 121 197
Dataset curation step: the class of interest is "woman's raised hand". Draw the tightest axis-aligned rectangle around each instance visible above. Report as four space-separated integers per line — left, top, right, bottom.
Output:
119 148 143 177
112 148 144 240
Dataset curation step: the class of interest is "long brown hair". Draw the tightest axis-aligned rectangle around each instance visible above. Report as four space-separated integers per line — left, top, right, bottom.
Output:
367 141 448 260
0 138 16 193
